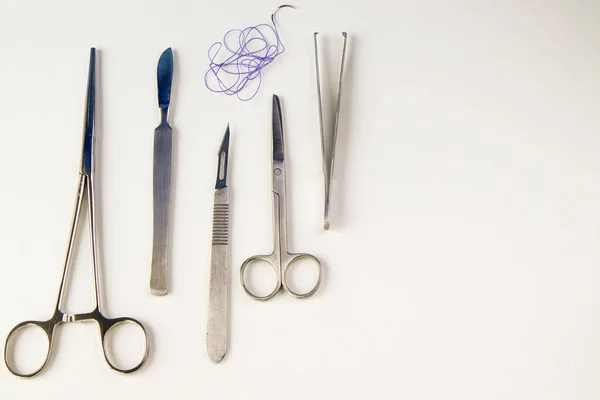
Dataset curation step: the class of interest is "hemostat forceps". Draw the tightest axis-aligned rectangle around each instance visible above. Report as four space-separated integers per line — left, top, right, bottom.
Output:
4 49 149 378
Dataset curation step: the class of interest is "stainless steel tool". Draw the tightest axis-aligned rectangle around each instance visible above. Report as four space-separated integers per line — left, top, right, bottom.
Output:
240 95 322 301
313 32 348 230
150 47 174 295
206 126 230 363
4 49 149 378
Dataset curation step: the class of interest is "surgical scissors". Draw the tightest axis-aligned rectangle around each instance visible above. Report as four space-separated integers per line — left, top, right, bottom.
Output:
4 49 149 378
240 95 322 300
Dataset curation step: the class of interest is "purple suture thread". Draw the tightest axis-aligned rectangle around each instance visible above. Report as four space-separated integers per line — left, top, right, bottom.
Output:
204 20 286 101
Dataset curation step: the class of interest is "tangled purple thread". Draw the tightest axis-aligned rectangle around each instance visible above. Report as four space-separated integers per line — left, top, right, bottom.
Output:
204 22 285 101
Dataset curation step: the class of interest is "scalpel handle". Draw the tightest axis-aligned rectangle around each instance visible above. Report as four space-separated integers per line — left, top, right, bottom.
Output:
151 124 173 296
206 187 229 363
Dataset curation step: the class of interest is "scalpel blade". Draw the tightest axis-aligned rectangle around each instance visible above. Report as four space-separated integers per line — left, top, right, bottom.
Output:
206 126 230 363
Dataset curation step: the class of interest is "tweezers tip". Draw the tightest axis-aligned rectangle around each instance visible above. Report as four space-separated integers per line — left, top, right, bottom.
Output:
324 220 330 230
208 352 226 363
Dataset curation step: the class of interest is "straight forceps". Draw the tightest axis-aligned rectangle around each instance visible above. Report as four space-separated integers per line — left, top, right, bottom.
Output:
4 49 149 378
314 32 348 230
240 95 322 300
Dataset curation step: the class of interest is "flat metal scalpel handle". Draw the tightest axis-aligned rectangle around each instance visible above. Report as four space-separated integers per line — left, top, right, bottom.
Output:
150 120 173 295
206 187 229 363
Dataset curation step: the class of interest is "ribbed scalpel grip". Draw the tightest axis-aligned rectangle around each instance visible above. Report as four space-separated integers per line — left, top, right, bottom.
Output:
212 204 229 245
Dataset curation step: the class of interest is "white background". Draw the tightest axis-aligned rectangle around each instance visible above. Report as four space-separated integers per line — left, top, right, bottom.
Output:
0 0 599 398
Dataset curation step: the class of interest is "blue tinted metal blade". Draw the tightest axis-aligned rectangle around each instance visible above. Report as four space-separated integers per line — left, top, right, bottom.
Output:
81 48 96 175
272 95 284 161
215 124 230 190
157 48 173 109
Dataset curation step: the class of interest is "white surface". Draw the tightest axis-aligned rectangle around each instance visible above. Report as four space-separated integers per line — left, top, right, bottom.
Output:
0 0 599 398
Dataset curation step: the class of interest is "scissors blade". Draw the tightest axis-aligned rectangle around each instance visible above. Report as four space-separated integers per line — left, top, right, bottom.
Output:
272 94 284 162
80 48 96 176
207 126 231 363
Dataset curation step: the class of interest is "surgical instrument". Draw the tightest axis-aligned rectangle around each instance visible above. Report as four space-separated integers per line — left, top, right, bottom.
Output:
204 4 295 101
240 95 322 300
151 47 174 295
206 126 230 363
4 48 149 378
313 32 348 230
